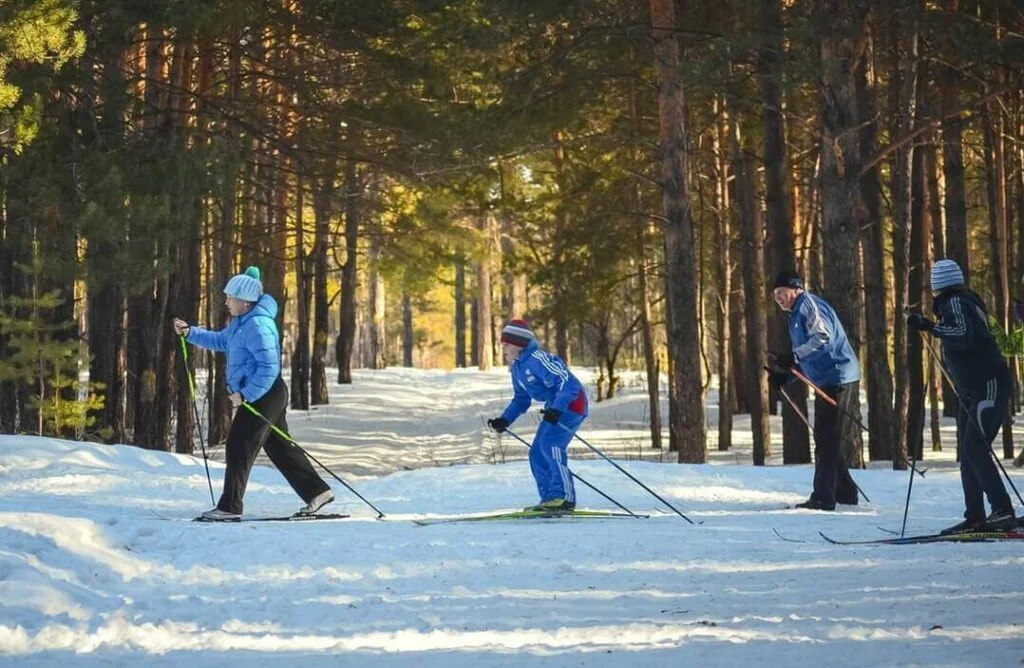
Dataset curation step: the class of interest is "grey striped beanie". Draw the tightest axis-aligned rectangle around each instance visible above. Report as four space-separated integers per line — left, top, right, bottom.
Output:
930 259 964 292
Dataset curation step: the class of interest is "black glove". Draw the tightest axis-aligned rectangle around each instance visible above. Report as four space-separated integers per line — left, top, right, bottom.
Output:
542 408 562 424
766 369 791 389
487 417 509 433
906 313 935 332
769 351 796 371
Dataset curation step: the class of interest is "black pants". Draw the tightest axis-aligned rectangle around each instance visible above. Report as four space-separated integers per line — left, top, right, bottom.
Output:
217 377 330 514
956 372 1012 520
811 381 859 508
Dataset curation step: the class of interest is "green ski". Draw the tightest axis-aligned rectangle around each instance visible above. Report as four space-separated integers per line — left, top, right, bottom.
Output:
412 509 648 526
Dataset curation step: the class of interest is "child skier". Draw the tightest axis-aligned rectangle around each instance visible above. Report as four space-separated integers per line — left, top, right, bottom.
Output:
487 319 588 511
172 266 334 521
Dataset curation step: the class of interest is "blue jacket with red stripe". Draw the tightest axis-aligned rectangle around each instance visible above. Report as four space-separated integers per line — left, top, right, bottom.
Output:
500 339 588 424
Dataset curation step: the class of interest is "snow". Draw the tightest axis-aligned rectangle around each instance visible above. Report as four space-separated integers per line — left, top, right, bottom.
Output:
0 367 1022 667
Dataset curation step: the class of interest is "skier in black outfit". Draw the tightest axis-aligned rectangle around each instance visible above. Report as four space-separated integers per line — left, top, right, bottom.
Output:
907 259 1017 534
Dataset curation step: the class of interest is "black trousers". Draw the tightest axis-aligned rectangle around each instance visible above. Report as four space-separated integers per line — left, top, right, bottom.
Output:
956 371 1012 520
217 377 330 514
811 381 859 508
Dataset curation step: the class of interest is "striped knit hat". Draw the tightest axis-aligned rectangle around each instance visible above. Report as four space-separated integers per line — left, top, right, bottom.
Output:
930 259 964 292
500 319 535 348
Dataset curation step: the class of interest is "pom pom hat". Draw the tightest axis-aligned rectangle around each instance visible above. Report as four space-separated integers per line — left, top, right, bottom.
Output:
224 266 263 303
500 319 536 348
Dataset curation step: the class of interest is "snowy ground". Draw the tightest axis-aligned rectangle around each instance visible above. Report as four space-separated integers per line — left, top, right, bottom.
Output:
1 367 1023 666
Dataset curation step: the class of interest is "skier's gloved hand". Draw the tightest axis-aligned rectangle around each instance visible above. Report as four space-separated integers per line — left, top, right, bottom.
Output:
542 409 562 424
768 351 795 371
906 312 935 332
766 369 791 389
487 417 509 433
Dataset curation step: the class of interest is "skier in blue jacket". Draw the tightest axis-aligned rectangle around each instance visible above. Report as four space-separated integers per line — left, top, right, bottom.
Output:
172 266 333 521
487 319 589 511
768 271 860 511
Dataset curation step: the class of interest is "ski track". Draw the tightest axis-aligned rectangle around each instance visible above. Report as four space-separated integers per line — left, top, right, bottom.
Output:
0 367 1022 667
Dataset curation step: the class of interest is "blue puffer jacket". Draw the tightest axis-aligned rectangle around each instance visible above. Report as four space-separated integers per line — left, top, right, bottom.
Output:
186 294 281 402
501 339 589 424
788 291 860 388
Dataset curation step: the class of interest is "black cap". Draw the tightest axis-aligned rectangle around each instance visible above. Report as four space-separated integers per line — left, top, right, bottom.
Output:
773 271 803 290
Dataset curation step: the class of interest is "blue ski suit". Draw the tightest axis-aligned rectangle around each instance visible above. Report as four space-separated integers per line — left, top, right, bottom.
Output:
500 340 589 504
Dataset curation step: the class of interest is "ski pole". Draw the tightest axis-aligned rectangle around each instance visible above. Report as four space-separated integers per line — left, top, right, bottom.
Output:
788 367 925 480
502 427 641 518
919 332 1024 508
241 402 386 518
899 442 918 538
771 375 872 504
179 335 216 506
547 419 697 524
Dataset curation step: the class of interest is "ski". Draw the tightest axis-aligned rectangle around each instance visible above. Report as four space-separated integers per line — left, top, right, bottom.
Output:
771 528 806 543
412 509 648 526
818 529 1024 545
193 513 351 523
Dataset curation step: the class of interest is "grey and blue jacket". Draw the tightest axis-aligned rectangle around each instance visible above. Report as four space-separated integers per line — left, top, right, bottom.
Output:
787 291 860 388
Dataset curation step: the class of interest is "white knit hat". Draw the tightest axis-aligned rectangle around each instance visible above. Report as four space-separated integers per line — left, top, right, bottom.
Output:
224 266 263 302
930 259 964 292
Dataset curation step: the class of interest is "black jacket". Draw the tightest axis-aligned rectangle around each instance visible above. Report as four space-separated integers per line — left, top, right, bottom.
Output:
931 287 1008 395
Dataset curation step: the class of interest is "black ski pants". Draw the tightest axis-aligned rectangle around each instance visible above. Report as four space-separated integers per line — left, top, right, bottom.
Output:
811 381 859 508
217 377 330 514
956 370 1013 521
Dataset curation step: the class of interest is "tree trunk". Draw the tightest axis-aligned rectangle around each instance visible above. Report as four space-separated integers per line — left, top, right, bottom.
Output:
927 138 945 452
402 290 414 367
336 160 359 384
455 260 467 367
758 0 809 462
939 0 967 418
981 100 1014 459
713 97 733 453
889 9 918 472
470 297 479 367
311 170 333 406
857 18 894 463
552 131 571 363
729 252 749 414
818 0 869 469
730 103 771 465
638 224 662 450
291 176 311 410
368 232 386 369
907 129 930 461
651 0 705 463
475 215 494 371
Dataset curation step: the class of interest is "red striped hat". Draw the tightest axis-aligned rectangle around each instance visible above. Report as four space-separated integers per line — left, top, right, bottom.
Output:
500 319 535 348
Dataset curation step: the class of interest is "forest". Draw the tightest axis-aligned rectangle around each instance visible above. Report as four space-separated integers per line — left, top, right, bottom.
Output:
1 0 1023 469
